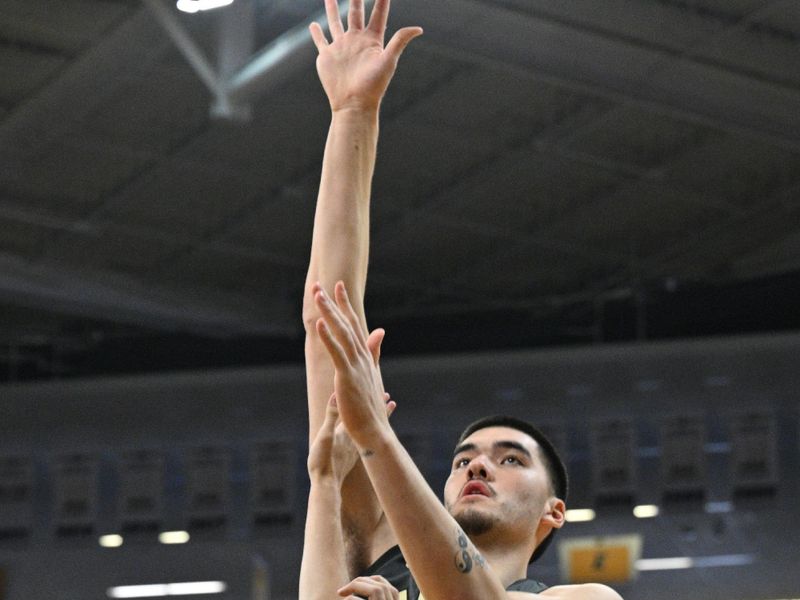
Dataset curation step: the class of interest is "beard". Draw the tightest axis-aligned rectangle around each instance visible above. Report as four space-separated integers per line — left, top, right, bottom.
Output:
454 508 499 537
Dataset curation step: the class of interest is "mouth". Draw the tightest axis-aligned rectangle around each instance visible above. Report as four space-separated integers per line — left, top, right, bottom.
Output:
460 480 493 499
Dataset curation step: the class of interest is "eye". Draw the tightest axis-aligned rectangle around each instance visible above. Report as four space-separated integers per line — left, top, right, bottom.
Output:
501 455 522 465
454 457 470 469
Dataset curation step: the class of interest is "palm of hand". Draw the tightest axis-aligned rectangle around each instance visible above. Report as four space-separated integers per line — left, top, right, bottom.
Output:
316 32 396 112
308 411 358 482
331 420 360 481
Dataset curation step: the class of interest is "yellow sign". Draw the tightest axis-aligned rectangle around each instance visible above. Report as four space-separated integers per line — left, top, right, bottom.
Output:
558 534 642 584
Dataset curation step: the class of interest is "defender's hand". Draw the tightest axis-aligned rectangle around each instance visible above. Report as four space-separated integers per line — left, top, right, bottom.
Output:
309 0 423 113
338 575 400 599
307 394 345 481
307 392 395 484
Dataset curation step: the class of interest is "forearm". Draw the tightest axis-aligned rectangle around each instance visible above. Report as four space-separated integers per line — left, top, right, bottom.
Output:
304 108 379 440
358 431 508 600
299 480 351 600
304 110 378 313
306 109 378 303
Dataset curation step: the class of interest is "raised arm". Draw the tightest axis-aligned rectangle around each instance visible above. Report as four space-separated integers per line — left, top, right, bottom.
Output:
300 398 359 600
312 283 510 600
300 396 401 600
302 0 422 573
303 0 422 442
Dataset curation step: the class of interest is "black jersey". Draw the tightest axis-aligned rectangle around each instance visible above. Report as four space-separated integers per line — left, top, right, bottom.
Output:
363 545 548 599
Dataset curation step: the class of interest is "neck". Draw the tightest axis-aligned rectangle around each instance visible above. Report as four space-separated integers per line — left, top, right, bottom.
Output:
472 532 534 587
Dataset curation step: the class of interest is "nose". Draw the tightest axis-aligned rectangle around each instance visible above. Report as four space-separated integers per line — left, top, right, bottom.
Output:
467 455 492 480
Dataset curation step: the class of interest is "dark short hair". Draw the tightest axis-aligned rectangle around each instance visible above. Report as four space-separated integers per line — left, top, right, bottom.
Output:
457 415 568 563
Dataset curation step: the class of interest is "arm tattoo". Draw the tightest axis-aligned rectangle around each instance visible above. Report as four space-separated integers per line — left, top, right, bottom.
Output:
473 551 486 568
454 529 473 573
361 449 375 458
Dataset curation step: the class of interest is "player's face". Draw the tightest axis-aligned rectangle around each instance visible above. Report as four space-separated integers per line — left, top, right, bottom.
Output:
443 426 553 537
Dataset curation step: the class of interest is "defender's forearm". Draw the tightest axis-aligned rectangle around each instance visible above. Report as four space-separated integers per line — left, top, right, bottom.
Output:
299 480 351 600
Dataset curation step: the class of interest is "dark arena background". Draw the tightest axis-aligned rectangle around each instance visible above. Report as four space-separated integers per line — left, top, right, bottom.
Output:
0 1 798 599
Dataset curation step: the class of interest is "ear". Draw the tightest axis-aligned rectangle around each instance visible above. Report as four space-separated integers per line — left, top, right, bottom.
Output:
542 498 566 530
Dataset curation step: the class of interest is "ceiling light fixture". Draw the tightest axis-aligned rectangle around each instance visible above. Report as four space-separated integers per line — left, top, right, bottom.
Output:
636 553 756 572
636 557 693 571
99 534 124 548
159 530 191 544
565 508 596 522
107 581 227 598
176 0 234 13
632 504 659 519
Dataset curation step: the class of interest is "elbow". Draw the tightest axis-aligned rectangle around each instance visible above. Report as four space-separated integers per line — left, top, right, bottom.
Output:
302 286 322 336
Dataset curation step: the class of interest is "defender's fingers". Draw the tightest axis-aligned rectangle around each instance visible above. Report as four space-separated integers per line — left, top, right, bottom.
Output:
316 290 359 360
338 578 387 598
367 0 390 36
370 576 399 600
384 26 423 60
316 319 349 370
334 282 368 347
366 328 385 366
319 394 340 434
309 22 329 51
348 0 365 30
325 0 345 39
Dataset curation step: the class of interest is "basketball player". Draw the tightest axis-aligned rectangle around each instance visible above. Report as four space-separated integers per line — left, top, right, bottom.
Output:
301 1 623 598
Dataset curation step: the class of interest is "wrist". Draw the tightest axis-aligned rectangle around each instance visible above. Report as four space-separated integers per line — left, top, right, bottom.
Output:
331 105 380 125
353 422 395 458
309 474 341 492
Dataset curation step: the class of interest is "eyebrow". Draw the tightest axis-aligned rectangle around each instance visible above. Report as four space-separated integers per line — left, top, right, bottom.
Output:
452 440 533 459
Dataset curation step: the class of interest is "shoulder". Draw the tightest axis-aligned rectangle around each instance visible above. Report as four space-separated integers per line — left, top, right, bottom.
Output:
536 583 623 599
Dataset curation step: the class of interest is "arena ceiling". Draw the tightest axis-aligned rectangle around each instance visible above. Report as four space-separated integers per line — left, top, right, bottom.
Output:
1 0 799 380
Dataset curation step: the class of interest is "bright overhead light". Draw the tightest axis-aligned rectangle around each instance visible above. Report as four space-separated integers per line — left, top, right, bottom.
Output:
636 557 693 571
565 508 596 522
176 0 234 13
108 584 168 598
159 530 190 544
633 504 659 519
99 534 124 548
107 581 227 598
636 554 756 572
167 582 227 596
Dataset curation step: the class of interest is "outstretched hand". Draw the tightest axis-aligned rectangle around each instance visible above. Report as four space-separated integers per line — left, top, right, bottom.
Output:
313 281 393 449
308 391 395 484
309 0 423 112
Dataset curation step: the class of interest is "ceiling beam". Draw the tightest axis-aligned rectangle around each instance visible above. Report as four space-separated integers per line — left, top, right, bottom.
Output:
0 252 296 338
633 180 800 281
0 7 171 162
395 0 800 153
0 198 467 307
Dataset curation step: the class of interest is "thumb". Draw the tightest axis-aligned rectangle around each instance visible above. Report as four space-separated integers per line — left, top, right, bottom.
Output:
386 398 397 418
366 328 386 366
385 26 423 61
321 393 339 433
